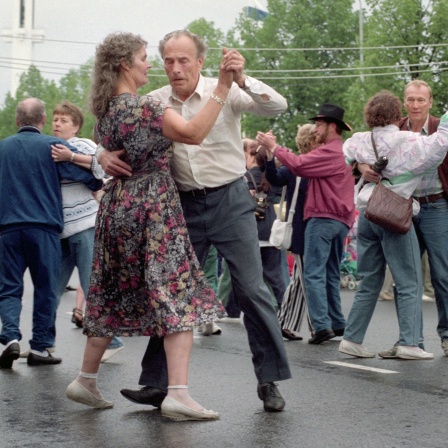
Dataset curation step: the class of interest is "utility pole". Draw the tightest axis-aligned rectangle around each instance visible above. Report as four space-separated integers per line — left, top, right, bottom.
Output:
359 0 364 82
2 0 45 96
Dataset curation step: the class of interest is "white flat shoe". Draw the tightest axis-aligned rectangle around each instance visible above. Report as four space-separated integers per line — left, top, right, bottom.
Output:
396 346 434 360
101 346 124 363
161 396 219 421
339 339 376 358
66 380 114 409
200 322 222 336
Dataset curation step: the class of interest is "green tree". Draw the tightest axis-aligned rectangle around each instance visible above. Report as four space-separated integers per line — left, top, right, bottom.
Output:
0 65 60 139
344 0 448 130
231 0 358 149
58 60 97 139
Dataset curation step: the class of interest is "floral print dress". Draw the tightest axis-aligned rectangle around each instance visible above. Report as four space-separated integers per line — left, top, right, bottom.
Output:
83 94 225 338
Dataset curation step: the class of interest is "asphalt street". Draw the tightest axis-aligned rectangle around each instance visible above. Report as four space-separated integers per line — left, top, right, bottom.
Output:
0 270 447 448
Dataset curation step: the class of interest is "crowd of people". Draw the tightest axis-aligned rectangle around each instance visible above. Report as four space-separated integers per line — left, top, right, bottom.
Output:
1 27 448 423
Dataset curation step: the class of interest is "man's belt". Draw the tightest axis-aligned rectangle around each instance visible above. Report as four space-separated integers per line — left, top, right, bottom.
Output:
415 192 447 204
179 183 229 197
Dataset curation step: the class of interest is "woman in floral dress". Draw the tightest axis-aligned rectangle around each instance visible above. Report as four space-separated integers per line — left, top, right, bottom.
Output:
66 32 234 421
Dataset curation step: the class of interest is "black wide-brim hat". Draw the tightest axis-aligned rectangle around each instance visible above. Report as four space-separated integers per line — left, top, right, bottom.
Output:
309 103 352 131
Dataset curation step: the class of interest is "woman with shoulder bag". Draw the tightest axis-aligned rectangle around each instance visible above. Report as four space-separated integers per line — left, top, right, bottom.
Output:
264 125 317 341
340 90 448 360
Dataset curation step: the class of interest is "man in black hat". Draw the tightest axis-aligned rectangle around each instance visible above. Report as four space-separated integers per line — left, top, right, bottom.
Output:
257 103 356 344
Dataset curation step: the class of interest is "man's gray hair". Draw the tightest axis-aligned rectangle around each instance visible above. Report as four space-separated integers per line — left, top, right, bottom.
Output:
158 29 208 60
16 98 46 127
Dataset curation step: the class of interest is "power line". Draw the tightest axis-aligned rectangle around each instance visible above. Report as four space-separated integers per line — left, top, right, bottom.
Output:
3 33 448 53
0 56 81 67
1 55 447 76
253 66 448 81
1 62 445 81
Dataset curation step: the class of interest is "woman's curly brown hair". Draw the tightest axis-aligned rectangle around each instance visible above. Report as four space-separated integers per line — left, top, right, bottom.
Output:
364 90 402 128
90 32 147 118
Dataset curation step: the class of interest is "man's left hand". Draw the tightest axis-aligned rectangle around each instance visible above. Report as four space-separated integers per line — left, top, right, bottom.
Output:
223 49 246 87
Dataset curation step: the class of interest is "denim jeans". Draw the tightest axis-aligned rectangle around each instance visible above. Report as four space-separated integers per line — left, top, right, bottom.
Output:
303 217 349 332
0 228 61 351
413 198 448 339
55 227 95 301
51 227 123 349
344 209 422 346
46 227 96 348
107 336 124 349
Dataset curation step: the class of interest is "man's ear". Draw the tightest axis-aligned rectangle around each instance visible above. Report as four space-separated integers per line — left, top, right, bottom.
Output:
197 56 205 71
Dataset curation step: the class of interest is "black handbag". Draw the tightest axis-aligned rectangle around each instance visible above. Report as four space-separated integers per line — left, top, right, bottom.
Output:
364 133 413 234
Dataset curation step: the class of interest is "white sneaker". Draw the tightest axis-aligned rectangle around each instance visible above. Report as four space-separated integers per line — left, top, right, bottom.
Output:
441 339 448 357
378 346 398 359
422 294 435 302
396 346 434 360
199 322 222 336
338 339 376 358
101 346 124 363
19 347 55 359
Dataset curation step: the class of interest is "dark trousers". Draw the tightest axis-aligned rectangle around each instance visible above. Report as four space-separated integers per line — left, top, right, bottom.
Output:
0 228 61 351
138 178 291 387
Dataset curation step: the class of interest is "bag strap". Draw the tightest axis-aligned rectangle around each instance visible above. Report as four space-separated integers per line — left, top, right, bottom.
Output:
277 186 287 219
287 177 301 223
370 132 379 159
246 170 259 191
371 132 391 183
277 177 301 222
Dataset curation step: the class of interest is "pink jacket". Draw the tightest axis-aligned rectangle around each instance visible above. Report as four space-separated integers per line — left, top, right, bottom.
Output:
274 137 355 228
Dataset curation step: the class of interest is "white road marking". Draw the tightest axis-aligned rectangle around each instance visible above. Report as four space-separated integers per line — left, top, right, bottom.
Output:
324 361 399 374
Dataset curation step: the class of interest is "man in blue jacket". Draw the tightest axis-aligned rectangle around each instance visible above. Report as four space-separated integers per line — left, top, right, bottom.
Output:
0 97 103 369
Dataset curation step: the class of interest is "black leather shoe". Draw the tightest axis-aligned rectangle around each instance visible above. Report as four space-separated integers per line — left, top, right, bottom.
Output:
120 386 167 407
27 352 62 366
282 329 303 341
0 342 20 369
308 328 335 344
333 328 345 337
257 382 285 412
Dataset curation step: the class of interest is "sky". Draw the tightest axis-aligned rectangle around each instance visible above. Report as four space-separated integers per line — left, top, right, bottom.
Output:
0 0 268 106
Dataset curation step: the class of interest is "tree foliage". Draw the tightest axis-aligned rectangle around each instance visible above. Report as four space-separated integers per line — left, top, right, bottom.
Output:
231 0 358 148
2 1 448 144
345 0 448 130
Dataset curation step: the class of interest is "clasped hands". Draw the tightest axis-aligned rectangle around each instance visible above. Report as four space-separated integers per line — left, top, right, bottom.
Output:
256 130 277 160
99 48 248 177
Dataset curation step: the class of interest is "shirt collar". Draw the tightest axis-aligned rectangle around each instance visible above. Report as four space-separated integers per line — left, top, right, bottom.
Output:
18 125 41 134
405 117 429 135
169 74 205 103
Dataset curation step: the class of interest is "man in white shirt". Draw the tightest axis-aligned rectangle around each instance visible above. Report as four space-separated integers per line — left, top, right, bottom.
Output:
97 29 290 412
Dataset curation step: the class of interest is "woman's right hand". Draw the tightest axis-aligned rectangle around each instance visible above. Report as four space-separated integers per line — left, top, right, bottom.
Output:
358 163 380 183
